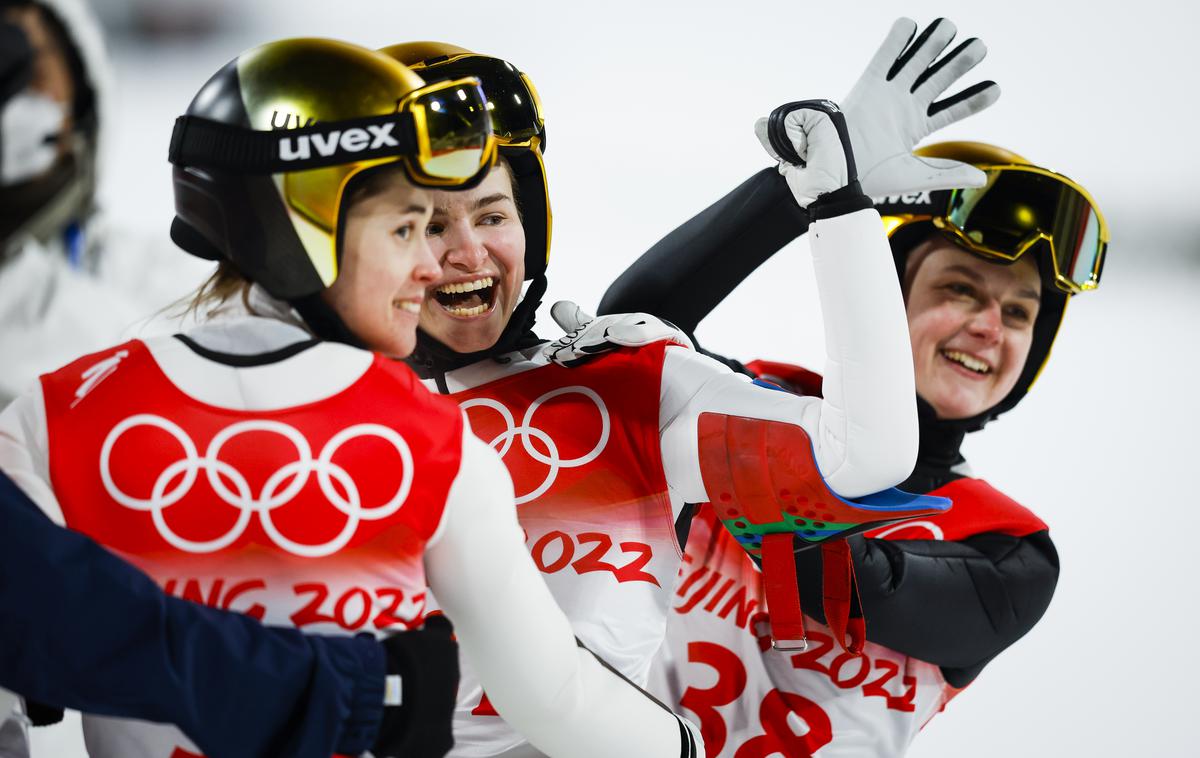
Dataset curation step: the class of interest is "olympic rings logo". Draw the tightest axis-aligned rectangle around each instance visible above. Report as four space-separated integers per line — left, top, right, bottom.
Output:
460 386 609 505
99 415 413 557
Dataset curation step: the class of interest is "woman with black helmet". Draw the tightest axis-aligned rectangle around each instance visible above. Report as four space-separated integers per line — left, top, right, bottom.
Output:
0 37 705 758
598 115 1103 758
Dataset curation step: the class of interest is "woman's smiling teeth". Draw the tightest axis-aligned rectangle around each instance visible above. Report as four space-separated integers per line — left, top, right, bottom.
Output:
395 299 421 314
438 276 493 294
433 276 497 317
942 349 991 375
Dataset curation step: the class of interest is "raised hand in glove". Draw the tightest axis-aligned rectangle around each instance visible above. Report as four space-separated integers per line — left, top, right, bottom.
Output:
371 615 459 758
759 17 999 200
543 300 693 368
752 99 873 220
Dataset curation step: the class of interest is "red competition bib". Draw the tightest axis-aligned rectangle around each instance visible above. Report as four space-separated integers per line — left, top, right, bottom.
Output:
441 343 682 753
654 478 1046 758
650 358 1050 757
40 339 464 758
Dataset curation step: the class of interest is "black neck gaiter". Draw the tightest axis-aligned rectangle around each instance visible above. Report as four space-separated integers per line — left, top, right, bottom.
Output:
899 396 980 493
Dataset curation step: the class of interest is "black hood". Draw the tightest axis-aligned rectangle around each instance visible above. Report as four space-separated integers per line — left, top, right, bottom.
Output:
899 397 975 492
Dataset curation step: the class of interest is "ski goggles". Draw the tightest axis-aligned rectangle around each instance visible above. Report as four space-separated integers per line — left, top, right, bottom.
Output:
169 76 497 188
914 165 1108 295
405 53 545 148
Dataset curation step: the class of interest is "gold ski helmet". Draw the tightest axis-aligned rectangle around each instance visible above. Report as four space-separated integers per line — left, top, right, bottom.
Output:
168 38 496 302
875 141 1109 422
380 41 551 281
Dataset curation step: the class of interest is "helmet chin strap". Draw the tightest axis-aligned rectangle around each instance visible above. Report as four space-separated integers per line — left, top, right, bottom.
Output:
408 274 548 376
291 292 365 350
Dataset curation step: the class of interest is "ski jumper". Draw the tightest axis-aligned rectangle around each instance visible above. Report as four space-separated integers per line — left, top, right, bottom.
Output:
600 166 1059 686
416 207 936 757
598 166 1059 754
0 316 702 758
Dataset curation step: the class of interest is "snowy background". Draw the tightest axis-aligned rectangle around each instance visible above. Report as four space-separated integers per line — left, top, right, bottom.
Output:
29 0 1200 755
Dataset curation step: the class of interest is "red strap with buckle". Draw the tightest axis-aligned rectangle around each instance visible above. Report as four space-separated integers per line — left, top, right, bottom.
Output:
761 532 808 650
821 540 865 654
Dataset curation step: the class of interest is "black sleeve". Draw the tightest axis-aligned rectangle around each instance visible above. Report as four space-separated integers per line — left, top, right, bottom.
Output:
794 530 1060 688
597 167 808 336
0 470 384 758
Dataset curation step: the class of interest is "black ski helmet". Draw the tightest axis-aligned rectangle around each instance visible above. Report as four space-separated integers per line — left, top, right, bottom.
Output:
168 38 496 316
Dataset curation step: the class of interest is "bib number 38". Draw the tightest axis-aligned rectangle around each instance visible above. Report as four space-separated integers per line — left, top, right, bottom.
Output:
679 641 832 757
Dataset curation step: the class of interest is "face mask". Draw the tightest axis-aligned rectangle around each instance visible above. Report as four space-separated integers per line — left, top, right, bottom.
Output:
1 89 65 185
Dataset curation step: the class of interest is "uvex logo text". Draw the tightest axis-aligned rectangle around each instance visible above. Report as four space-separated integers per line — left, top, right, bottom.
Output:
872 191 933 206
278 123 399 161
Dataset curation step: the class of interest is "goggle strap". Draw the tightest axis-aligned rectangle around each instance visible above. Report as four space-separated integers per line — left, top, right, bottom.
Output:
169 113 420 174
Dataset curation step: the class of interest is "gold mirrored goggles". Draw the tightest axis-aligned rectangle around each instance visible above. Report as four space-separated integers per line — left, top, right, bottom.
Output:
402 76 498 185
168 76 497 188
405 54 545 148
928 164 1108 295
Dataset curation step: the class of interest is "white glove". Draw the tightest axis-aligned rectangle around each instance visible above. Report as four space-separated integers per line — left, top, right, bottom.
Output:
543 300 694 368
757 18 1000 199
752 102 851 209
845 17 999 195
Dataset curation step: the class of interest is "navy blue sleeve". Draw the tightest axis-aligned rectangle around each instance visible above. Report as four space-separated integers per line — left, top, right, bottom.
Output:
0 470 384 758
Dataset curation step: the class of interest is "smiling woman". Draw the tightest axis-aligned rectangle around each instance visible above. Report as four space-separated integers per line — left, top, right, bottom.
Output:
419 159 527 353
598 125 1107 755
880 140 1106 428
184 163 443 360
902 237 1041 419
320 166 440 358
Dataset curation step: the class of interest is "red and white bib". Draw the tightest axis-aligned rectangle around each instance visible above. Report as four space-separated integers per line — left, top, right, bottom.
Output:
435 343 682 756
650 478 1049 758
40 339 464 758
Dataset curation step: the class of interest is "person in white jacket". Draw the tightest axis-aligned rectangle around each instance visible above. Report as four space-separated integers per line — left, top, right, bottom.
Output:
0 0 207 407
0 37 702 758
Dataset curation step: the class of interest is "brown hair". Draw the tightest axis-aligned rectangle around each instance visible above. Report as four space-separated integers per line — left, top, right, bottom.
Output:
179 262 255 320
342 163 408 207
495 157 521 221
901 235 941 302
